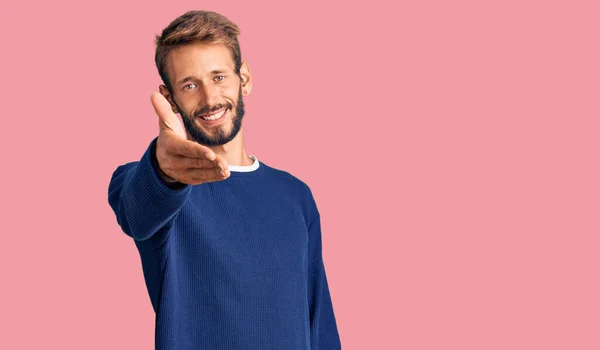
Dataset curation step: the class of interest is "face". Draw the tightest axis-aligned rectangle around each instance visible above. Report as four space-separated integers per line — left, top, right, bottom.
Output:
160 42 252 146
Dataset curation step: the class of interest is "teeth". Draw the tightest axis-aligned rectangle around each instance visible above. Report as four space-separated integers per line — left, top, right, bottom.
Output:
201 110 226 121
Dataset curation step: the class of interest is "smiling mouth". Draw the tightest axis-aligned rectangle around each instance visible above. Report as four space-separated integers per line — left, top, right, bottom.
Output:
199 109 226 121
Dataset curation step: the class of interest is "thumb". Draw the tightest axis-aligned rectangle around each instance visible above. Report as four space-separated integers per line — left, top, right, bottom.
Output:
150 92 186 138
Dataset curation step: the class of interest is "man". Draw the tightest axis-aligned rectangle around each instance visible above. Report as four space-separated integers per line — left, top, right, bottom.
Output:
107 10 341 349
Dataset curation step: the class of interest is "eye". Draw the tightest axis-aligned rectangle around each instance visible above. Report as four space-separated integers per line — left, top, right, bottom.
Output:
183 83 197 91
215 75 225 82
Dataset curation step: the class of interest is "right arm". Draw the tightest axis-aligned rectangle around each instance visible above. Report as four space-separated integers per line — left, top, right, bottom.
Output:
108 92 230 244
108 136 191 243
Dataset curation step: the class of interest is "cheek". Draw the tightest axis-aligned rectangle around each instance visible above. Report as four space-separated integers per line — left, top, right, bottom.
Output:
224 87 241 103
177 95 200 113
221 85 238 96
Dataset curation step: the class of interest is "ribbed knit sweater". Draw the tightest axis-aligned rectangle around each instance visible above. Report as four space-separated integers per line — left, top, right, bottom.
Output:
107 137 341 349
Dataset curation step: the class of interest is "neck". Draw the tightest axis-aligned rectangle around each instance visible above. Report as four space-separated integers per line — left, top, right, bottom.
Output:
200 128 254 167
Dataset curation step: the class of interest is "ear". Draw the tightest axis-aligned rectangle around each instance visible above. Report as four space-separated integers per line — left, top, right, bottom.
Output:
159 85 179 115
239 61 252 96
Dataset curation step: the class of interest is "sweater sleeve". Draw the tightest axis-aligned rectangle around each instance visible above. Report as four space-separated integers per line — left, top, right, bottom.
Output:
307 208 342 349
108 136 191 246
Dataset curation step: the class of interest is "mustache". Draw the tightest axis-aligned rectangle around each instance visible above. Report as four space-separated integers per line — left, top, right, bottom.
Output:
194 102 233 118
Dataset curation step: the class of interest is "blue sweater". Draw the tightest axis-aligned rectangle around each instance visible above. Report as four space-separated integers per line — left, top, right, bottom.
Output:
108 137 341 349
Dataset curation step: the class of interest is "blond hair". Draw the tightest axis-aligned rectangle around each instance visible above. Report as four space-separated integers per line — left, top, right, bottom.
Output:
154 10 242 92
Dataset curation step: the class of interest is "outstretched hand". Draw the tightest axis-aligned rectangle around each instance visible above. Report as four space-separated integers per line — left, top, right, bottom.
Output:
150 92 230 185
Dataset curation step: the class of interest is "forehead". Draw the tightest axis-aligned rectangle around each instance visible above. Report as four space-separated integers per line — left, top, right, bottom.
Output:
166 43 235 83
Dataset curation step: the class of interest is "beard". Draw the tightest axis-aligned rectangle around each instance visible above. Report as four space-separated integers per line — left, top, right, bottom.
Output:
174 86 245 146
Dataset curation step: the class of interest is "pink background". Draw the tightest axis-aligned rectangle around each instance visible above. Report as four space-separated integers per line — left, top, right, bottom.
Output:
1 0 599 349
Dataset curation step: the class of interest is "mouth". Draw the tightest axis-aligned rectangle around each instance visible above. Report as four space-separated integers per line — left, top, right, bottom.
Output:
197 108 228 125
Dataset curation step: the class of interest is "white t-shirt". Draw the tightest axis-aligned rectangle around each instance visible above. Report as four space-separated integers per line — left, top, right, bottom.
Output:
228 155 260 172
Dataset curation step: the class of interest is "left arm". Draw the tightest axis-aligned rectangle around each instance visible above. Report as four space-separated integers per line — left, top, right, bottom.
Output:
307 210 342 349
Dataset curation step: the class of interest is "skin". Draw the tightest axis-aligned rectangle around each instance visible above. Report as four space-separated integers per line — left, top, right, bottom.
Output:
149 42 255 185
160 42 254 167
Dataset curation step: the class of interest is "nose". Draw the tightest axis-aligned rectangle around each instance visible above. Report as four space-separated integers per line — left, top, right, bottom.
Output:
200 83 219 107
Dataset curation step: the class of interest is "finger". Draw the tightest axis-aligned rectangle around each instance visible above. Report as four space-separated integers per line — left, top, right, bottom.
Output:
212 154 229 171
165 139 229 172
151 92 177 129
166 136 216 161
151 92 187 138
182 166 229 183
174 154 223 170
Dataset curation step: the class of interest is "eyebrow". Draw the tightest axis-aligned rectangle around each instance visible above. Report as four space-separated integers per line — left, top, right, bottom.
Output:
176 70 228 86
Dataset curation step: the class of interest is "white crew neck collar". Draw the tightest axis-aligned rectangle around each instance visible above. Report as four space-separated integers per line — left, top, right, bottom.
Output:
228 155 260 172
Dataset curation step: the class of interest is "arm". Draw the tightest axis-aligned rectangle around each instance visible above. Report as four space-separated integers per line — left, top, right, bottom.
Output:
108 136 191 245
307 210 342 349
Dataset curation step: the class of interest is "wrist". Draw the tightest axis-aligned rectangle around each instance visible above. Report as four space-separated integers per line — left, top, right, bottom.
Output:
151 142 178 183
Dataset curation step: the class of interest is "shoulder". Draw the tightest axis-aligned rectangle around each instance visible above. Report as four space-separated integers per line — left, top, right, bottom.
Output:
261 162 312 195
260 162 319 222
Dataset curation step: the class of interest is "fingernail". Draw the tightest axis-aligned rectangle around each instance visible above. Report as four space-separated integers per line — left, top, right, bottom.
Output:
220 170 226 177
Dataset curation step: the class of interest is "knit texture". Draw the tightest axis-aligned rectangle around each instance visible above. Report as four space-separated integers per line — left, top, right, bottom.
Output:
108 137 341 349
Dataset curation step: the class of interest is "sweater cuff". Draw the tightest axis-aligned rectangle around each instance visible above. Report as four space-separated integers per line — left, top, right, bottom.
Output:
150 138 188 190
136 136 192 198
